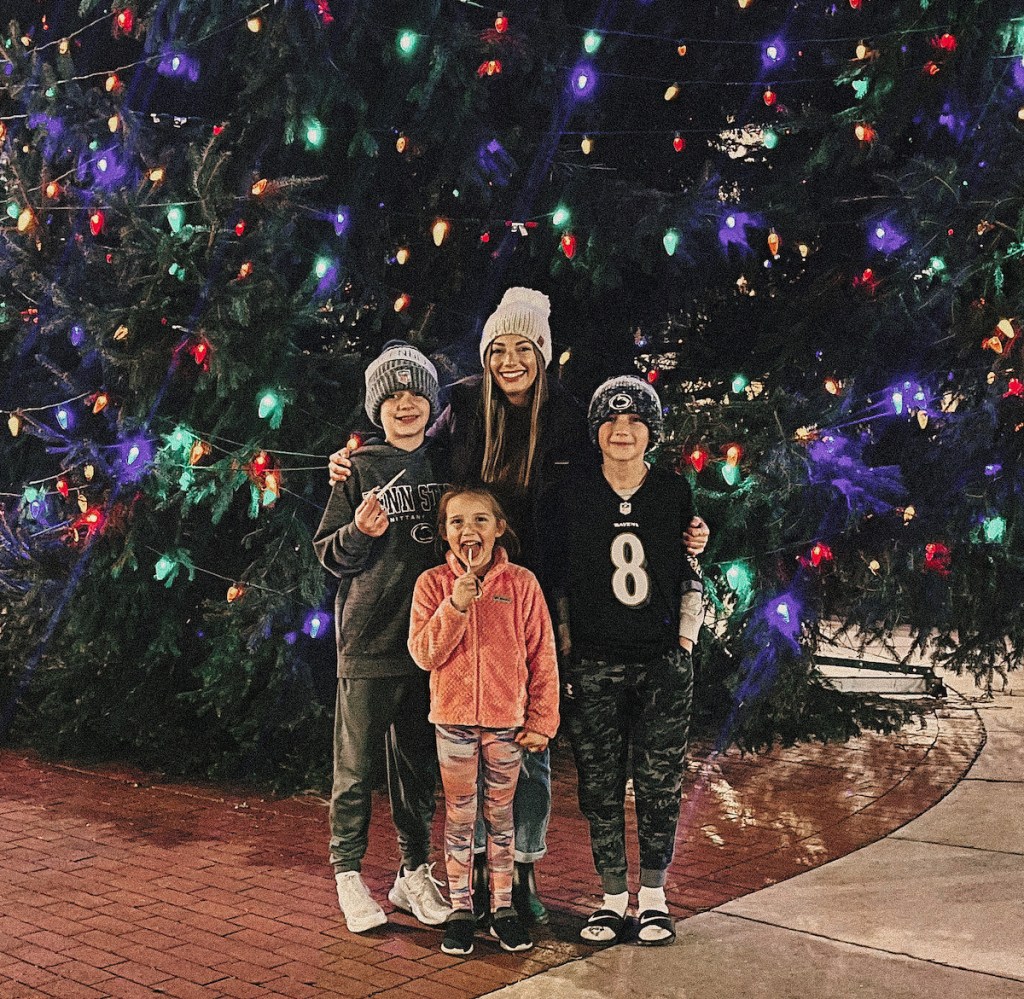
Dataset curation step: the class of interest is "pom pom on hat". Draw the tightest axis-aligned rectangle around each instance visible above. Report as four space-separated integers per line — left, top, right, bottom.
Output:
587 375 664 448
480 287 553 368
364 340 440 428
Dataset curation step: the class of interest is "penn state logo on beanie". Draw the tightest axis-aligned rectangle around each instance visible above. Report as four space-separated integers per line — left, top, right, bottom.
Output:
364 340 440 427
587 375 663 447
479 287 553 368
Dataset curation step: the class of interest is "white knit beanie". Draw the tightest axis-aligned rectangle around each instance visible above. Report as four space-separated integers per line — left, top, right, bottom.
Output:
479 287 553 368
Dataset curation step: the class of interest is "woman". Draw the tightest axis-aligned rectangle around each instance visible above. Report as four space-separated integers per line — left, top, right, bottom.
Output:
330 287 710 924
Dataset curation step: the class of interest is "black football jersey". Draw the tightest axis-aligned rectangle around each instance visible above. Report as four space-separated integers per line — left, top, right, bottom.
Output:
560 463 696 660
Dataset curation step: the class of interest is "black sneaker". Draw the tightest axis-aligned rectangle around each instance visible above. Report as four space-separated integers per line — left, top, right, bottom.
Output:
488 907 533 952
441 912 476 956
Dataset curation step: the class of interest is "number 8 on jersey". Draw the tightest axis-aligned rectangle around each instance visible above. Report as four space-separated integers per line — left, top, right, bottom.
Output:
610 531 651 607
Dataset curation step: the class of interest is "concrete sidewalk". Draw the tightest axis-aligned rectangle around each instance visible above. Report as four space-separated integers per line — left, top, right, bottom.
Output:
488 675 1024 999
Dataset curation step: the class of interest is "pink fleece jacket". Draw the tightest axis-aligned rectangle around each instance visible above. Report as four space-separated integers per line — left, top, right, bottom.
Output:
408 548 559 739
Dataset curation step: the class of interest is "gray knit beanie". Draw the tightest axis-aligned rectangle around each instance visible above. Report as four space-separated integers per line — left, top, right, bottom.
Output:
479 287 553 368
587 375 663 447
364 340 439 427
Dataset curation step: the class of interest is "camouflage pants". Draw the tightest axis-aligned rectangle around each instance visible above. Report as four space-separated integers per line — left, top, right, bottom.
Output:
563 648 694 892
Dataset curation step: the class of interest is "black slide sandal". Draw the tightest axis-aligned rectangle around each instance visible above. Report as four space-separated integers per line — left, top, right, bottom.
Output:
580 907 626 944
636 908 676 946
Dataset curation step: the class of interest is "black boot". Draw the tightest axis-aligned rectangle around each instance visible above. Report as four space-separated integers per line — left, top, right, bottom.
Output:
472 853 490 926
512 861 549 925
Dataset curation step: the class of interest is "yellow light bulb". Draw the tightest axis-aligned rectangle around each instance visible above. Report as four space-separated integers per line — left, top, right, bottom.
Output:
559 349 571 366
8 413 22 436
148 166 165 183
664 82 681 101
113 324 129 341
16 207 36 232
108 115 119 133
581 135 594 155
395 246 410 265
246 16 262 32
432 219 450 246
997 318 1015 338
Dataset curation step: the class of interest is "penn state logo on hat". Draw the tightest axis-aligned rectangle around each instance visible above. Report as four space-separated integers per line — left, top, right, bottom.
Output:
609 392 634 411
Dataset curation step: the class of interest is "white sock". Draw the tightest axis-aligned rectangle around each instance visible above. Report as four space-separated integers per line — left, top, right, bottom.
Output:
637 885 667 913
602 890 628 916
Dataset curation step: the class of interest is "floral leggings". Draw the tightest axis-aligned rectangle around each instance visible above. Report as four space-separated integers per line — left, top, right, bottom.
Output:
435 725 522 912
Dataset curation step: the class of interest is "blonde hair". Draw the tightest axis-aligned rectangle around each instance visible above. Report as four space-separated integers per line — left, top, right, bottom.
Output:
436 487 520 558
480 343 548 493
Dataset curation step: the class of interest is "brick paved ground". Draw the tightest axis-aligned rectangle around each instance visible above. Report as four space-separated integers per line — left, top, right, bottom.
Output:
0 702 982 998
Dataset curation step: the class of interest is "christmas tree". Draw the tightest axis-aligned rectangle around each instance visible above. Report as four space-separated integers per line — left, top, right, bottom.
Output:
1 0 1021 788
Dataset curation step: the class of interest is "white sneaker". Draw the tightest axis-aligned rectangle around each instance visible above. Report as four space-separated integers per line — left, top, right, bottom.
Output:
335 871 387 932
388 863 451 926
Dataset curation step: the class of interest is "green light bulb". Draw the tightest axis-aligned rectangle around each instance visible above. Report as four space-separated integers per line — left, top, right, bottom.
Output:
154 555 176 581
552 204 571 227
763 129 778 149
663 229 680 256
397 30 419 57
983 516 1006 544
732 374 750 394
166 205 185 233
314 256 332 279
721 463 741 487
258 391 279 419
303 116 325 150
583 31 602 54
724 561 753 596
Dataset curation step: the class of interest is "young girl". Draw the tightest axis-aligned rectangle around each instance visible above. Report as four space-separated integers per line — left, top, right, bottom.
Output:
407 487 559 956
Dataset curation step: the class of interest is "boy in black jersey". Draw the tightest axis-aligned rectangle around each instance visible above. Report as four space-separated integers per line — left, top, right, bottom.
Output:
553 375 702 947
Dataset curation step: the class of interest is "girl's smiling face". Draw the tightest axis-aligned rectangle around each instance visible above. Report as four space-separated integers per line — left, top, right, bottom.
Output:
444 492 506 572
488 335 539 407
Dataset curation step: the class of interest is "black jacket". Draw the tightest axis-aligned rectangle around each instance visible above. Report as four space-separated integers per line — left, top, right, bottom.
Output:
428 374 591 586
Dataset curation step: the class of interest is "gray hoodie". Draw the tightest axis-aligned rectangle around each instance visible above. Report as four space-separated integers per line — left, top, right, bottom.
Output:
313 442 447 678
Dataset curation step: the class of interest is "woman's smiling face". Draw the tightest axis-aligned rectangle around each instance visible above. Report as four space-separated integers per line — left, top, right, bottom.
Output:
488 335 539 406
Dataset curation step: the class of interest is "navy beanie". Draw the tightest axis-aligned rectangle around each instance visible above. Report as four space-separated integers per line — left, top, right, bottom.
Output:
587 375 663 447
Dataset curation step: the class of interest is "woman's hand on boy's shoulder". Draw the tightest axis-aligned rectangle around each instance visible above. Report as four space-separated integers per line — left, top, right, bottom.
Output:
328 446 354 485
515 729 549 754
684 516 710 556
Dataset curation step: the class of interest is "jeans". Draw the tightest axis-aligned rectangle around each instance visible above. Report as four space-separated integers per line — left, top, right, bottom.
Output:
473 744 550 863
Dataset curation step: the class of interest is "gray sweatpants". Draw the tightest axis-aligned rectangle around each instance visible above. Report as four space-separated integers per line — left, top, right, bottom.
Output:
329 673 438 874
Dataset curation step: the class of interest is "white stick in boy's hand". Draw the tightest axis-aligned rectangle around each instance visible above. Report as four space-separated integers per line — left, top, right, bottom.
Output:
373 467 406 498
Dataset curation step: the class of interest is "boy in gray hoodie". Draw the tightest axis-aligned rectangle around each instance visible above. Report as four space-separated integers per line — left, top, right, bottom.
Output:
313 341 450 933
